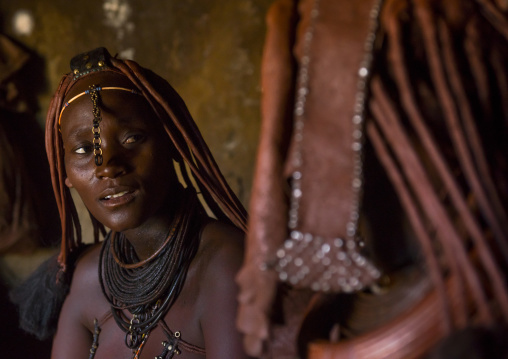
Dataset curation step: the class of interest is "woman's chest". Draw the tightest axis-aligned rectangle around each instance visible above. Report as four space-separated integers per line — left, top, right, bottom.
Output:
87 280 205 359
91 322 204 359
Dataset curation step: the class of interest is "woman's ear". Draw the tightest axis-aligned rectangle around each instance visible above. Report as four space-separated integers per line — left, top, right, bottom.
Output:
64 177 74 188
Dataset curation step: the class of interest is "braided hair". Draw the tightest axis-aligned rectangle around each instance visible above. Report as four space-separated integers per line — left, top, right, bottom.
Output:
367 0 508 328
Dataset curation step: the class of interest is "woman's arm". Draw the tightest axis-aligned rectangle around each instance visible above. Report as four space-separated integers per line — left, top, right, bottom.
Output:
51 245 103 359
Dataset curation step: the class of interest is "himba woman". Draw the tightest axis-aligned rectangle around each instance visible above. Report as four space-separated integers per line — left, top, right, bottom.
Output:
12 47 250 359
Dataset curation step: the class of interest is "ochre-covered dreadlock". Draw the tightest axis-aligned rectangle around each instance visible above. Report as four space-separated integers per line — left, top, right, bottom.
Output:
368 0 508 329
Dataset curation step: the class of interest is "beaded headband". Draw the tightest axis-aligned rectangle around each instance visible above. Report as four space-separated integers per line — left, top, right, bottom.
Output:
60 48 141 166
58 86 141 126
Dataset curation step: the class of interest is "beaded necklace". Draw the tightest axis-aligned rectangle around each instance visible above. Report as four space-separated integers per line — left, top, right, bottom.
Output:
96 187 202 358
274 0 383 292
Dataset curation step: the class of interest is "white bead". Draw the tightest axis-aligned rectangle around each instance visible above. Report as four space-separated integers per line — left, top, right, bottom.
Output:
358 67 369 78
322 243 331 253
291 230 303 240
352 141 362 151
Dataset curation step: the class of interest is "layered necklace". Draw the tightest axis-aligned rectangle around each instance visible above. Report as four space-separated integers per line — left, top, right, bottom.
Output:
97 187 202 358
274 0 383 292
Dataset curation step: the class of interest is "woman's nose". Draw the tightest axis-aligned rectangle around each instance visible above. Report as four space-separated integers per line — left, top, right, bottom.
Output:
94 141 130 179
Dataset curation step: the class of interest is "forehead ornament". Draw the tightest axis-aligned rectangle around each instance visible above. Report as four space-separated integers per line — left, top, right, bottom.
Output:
89 85 103 166
71 47 110 80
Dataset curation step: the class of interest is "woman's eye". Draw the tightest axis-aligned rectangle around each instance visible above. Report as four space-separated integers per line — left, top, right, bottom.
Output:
124 134 145 144
73 145 92 154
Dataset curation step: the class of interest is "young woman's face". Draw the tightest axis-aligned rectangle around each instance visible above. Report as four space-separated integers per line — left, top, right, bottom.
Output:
60 73 176 232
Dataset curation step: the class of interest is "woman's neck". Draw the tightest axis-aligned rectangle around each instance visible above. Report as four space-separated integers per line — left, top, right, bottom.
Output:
121 195 180 261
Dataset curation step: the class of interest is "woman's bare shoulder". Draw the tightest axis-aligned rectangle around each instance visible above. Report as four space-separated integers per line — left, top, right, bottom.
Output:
52 242 108 358
192 220 245 309
194 221 251 357
71 243 102 286
65 242 107 327
198 220 245 272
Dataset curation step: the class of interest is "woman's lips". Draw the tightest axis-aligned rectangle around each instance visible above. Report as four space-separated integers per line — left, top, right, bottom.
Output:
103 190 129 200
100 190 136 207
